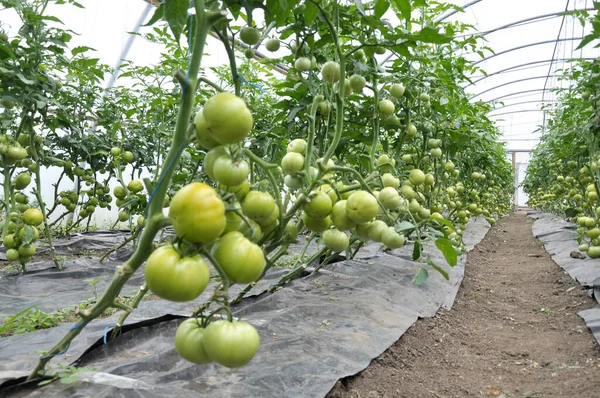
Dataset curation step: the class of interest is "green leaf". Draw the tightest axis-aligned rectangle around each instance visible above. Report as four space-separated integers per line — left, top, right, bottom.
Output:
145 2 165 26
374 0 389 19
354 0 366 16
71 46 94 56
164 0 189 43
435 237 457 266
59 376 80 384
412 241 422 260
305 1 319 25
395 220 415 233
412 27 453 44
412 267 428 285
427 258 449 280
393 0 411 21
576 34 597 50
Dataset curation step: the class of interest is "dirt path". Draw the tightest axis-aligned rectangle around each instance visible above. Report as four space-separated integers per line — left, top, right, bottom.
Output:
328 212 600 398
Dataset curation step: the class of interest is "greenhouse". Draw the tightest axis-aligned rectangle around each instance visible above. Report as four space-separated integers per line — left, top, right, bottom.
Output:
1 0 600 396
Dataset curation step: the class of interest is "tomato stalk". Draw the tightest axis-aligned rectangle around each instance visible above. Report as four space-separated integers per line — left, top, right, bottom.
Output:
110 284 149 339
268 246 329 292
1 162 11 240
201 249 232 321
370 61 380 172
27 1 226 379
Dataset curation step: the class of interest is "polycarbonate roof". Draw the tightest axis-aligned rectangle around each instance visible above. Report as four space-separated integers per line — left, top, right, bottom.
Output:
445 0 599 152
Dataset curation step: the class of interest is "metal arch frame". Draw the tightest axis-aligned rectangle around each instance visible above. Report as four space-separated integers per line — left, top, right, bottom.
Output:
488 109 545 117
484 89 552 103
434 0 483 22
468 57 595 86
489 99 558 110
472 37 584 66
472 75 562 98
456 7 596 38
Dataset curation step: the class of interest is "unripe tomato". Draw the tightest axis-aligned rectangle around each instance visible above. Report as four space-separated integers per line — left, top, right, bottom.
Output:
203 320 260 368
377 154 396 173
349 74 366 92
19 244 36 257
203 93 253 144
375 45 386 54
145 246 210 302
335 79 352 97
194 110 220 150
303 213 332 232
14 172 31 190
321 61 341 83
418 207 431 219
295 57 311 72
7 146 27 160
114 186 127 199
242 191 276 222
382 227 405 248
424 174 435 186
244 48 255 59
283 222 298 242
378 99 395 116
284 175 303 190
406 123 417 138
331 200 356 230
323 228 349 252
256 205 279 227
122 151 134 163
318 101 331 116
409 169 426 185
213 231 265 284
287 138 307 154
420 92 430 102
304 191 333 220
213 156 250 186
367 220 388 242
379 187 402 210
444 160 455 172
346 191 378 223
281 152 305 175
110 147 121 157
381 173 400 189
117 210 128 222
219 179 250 201
128 180 144 193
175 318 212 364
23 208 43 226
588 246 600 258
390 83 405 98
170 183 226 243
239 26 261 45
3 234 17 248
6 248 19 261
265 38 280 52
430 148 442 158
408 199 421 213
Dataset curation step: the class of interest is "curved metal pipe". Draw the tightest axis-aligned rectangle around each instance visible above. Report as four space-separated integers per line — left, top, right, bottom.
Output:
435 0 483 22
472 37 584 66
488 109 545 117
472 75 561 98
489 99 557 111
483 89 551 103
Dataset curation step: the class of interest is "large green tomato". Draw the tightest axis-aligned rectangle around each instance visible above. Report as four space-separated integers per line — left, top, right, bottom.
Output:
212 156 250 187
14 172 31 190
145 246 210 302
382 227 405 248
202 93 253 144
406 123 417 138
239 26 261 45
128 180 144 193
169 183 226 243
349 74 366 92
408 169 425 185
203 320 260 368
122 151 134 163
367 220 387 242
295 57 311 72
23 208 43 226
321 61 340 83
114 186 127 199
281 152 305 175
265 38 280 52
287 138 307 154
6 146 27 160
378 99 395 116
378 187 402 210
323 228 349 252
175 318 212 364
203 146 227 181
3 233 17 248
303 213 332 232
242 191 276 222
304 191 333 220
390 83 405 98
18 244 36 257
6 248 19 261
346 191 378 223
381 173 400 189
213 231 265 284
331 200 356 230
283 222 298 242
194 110 220 150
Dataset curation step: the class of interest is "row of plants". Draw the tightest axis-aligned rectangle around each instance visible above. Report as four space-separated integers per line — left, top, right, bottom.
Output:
1 0 514 384
523 58 600 257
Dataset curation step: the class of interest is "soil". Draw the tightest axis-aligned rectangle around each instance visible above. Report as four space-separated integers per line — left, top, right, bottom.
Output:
328 212 600 398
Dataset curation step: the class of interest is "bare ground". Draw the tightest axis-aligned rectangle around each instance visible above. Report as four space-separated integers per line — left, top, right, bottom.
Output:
328 212 600 398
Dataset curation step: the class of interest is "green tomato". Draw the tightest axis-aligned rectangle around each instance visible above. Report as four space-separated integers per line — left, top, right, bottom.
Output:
122 151 134 163
303 191 333 220
321 61 341 83
175 318 213 364
295 57 311 72
194 110 220 150
14 172 31 190
213 231 265 284
202 93 253 144
349 74 366 92
118 210 129 222
287 138 307 154
23 208 43 226
203 320 260 368
3 233 17 248
408 169 425 185
7 146 27 160
346 191 378 223
128 180 144 193
378 99 395 116
331 200 356 231
145 246 210 302
18 244 36 257
242 191 276 222
281 152 305 175
303 213 332 232
212 156 250 187
382 227 405 249
265 38 280 52
323 228 349 252
114 186 127 199
367 220 387 242
283 222 298 242
390 83 405 98
239 26 261 45
169 183 226 243
6 248 19 261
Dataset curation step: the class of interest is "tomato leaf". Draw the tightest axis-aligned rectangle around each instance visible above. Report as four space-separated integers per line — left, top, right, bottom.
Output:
412 241 422 260
374 0 389 19
144 2 165 26
412 27 453 44
304 1 319 25
354 0 366 16
164 0 189 44
393 0 411 21
427 258 449 280
435 237 457 266
412 267 428 285
23 225 35 244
